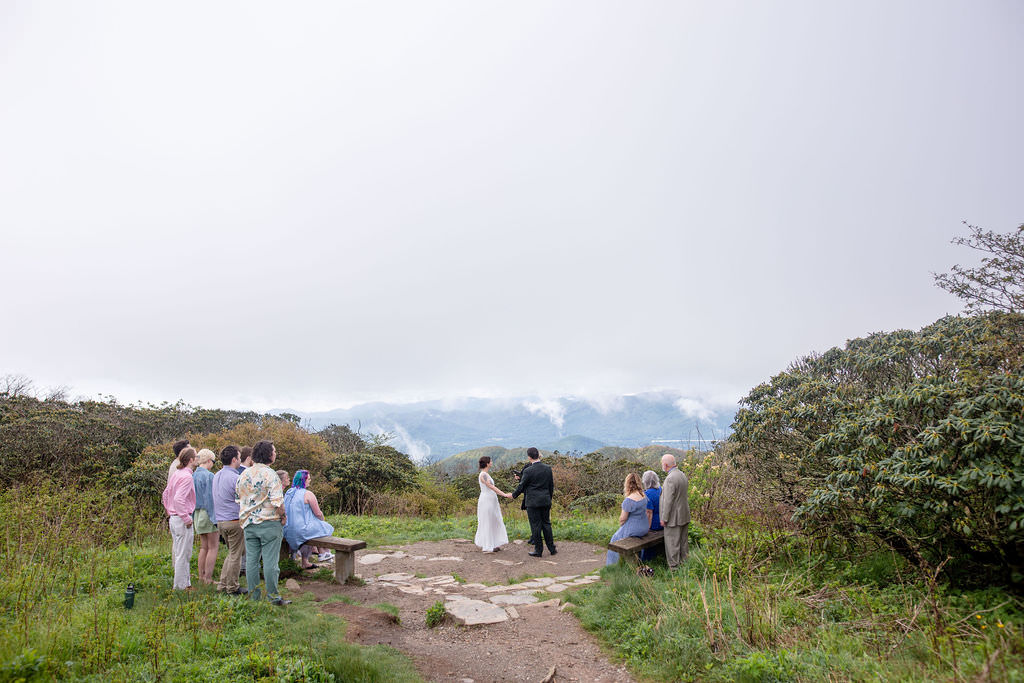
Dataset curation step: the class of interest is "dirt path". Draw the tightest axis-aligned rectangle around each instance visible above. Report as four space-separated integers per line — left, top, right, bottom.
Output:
292 539 636 683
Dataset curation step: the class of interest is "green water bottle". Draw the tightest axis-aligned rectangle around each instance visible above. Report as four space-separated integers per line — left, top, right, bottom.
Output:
124 584 136 609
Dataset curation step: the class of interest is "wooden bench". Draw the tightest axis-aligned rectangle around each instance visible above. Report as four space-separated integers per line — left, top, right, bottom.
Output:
308 536 367 583
607 530 664 562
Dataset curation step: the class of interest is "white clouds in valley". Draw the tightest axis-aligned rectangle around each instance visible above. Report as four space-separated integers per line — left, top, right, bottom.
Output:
0 1 1021 412
523 400 567 431
674 398 715 423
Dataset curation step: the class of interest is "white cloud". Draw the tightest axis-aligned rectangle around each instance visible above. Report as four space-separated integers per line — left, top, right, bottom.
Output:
390 423 433 464
583 394 626 415
523 399 566 430
0 2 1006 413
673 397 714 422
366 421 433 464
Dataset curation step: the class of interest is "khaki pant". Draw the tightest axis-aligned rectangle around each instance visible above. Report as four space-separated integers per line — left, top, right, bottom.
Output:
216 519 245 592
664 523 689 569
169 516 194 590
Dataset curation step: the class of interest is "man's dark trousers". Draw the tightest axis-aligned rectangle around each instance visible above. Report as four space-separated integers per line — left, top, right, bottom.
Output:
527 506 554 554
519 461 538 547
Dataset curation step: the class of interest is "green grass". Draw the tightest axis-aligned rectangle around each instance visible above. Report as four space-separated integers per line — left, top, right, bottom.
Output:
372 603 401 623
571 537 1024 682
326 510 620 547
7 486 1022 683
0 486 424 683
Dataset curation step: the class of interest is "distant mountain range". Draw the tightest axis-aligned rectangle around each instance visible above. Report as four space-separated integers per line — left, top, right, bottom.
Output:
286 392 736 463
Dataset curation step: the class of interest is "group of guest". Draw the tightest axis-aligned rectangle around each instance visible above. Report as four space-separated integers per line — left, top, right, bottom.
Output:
605 453 690 569
160 438 334 605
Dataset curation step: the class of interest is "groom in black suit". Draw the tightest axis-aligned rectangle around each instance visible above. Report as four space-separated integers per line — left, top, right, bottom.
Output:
511 447 556 557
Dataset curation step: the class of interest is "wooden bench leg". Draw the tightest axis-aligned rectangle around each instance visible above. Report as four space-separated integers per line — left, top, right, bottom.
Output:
334 551 355 584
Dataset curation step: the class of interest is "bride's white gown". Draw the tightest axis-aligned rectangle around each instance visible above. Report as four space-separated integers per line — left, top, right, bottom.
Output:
475 472 509 552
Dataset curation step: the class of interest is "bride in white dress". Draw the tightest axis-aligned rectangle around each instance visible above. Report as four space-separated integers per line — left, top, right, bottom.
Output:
475 456 512 552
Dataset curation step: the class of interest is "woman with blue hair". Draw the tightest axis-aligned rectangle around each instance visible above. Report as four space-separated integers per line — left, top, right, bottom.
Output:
283 470 335 569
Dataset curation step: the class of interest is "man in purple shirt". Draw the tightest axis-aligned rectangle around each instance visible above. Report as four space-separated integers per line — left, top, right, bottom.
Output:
213 445 246 594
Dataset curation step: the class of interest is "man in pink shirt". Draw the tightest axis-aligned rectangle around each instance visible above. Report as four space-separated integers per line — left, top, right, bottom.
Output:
162 446 197 590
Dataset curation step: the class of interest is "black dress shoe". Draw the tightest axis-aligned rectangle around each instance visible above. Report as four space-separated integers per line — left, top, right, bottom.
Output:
548 549 557 556
229 588 248 595
528 551 542 557
271 598 292 606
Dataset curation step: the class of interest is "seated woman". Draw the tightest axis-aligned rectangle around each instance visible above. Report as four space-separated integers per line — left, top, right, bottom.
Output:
282 470 335 569
639 469 663 563
606 473 650 565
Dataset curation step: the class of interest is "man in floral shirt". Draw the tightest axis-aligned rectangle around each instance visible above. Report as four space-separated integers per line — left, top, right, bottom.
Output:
235 439 290 605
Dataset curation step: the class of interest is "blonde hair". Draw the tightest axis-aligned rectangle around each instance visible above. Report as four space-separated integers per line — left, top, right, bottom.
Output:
196 448 216 466
623 472 643 496
176 446 196 469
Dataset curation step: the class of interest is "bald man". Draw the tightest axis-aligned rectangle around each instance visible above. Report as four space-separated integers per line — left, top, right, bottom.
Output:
658 453 690 569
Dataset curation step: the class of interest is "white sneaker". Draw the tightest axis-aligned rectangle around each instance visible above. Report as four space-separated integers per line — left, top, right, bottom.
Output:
318 551 334 562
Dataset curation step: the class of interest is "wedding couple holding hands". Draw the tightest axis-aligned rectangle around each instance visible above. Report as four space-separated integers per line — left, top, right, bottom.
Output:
474 447 556 556
475 449 689 569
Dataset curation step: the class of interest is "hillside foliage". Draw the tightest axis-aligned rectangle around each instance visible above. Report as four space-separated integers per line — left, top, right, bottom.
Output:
732 312 1024 581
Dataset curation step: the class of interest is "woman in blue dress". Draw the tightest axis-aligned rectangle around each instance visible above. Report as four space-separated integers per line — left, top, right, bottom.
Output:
639 470 663 563
283 470 335 569
606 473 651 565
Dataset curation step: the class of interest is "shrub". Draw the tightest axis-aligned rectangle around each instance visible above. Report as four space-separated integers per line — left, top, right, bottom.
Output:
0 390 263 488
124 417 337 505
425 601 446 628
325 445 418 514
733 313 1024 581
568 492 621 513
728 650 803 683
0 648 46 683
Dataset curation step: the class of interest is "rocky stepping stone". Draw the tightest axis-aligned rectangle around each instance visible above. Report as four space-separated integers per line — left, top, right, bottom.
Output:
422 575 457 584
428 556 464 562
554 575 579 581
532 577 556 585
483 584 515 593
378 572 417 582
445 599 509 625
285 578 301 592
490 593 539 605
492 559 517 566
521 598 561 609
504 606 520 619
358 551 412 565
544 583 569 593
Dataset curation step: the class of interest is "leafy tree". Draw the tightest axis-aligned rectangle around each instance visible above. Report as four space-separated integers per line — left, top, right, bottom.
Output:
731 313 1024 581
317 423 368 454
123 417 336 504
935 221 1024 313
325 445 418 514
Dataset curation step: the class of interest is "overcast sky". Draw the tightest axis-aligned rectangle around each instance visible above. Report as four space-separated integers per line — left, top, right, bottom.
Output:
1 1 1021 413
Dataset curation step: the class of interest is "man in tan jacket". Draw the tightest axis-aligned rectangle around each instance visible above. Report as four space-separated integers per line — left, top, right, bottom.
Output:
658 453 690 569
